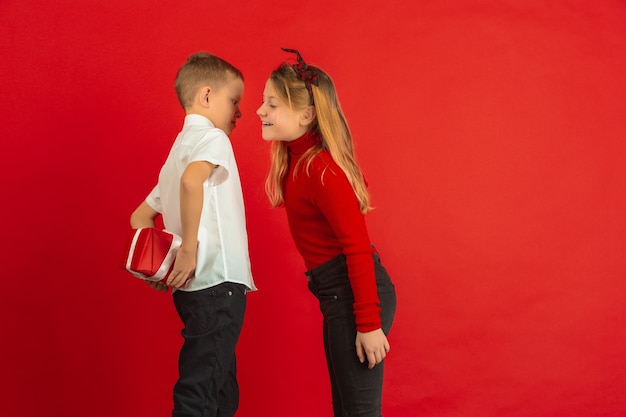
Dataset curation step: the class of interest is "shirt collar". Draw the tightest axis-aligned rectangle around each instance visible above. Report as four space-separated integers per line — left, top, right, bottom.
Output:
183 114 215 128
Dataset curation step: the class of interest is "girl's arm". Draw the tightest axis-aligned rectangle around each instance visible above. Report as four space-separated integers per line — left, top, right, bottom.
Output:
313 162 389 368
313 165 381 331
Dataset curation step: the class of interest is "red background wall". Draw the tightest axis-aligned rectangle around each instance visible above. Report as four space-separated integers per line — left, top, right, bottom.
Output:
1 1 625 416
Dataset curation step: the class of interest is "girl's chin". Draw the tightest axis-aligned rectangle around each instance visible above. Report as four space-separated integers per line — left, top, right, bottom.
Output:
261 133 293 142
261 135 281 142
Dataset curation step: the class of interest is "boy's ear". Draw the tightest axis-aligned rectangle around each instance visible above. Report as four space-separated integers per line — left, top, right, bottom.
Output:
300 106 317 126
198 86 211 107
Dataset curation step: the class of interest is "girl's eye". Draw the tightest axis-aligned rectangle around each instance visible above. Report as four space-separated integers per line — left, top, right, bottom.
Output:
260 99 277 108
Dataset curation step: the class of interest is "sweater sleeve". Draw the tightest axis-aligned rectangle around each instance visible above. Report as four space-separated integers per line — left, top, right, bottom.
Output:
310 161 381 332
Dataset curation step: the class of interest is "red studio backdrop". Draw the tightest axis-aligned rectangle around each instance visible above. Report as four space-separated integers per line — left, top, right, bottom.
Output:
1 1 625 416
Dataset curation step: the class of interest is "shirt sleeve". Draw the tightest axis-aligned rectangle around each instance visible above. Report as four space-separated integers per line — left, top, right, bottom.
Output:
310 160 382 332
189 130 232 186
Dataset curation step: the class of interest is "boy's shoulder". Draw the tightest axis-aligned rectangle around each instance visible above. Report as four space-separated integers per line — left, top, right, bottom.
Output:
183 123 231 146
183 115 231 139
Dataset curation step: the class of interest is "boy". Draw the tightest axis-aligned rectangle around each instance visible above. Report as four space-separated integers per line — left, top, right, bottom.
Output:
130 52 256 417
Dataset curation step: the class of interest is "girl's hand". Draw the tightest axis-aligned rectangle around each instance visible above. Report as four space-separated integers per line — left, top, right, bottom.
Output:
355 328 390 369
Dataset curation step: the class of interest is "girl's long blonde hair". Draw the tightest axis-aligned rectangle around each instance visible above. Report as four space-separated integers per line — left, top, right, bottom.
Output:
265 63 372 213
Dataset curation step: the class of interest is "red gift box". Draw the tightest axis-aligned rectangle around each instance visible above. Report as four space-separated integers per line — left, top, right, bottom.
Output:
120 228 182 282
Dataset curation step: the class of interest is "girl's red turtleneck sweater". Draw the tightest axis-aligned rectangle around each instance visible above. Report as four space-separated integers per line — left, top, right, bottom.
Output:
284 130 381 332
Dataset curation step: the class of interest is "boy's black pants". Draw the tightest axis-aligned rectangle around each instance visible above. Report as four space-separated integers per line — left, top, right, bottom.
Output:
172 282 247 417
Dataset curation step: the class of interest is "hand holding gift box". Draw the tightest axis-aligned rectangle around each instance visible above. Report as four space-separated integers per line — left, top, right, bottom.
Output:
120 228 182 283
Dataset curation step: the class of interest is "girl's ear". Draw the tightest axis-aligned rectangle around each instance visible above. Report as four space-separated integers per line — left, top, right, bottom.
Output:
300 106 317 126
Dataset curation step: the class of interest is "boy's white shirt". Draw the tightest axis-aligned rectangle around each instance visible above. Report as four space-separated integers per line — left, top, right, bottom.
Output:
146 114 256 292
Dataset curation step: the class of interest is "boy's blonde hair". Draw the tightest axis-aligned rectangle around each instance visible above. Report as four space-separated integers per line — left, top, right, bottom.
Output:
265 63 372 213
174 52 243 110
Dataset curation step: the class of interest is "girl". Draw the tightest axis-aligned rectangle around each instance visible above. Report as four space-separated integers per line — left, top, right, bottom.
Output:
257 48 397 417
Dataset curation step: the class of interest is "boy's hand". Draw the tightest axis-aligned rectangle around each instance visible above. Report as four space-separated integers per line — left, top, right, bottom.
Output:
167 246 196 288
355 328 390 369
144 280 169 292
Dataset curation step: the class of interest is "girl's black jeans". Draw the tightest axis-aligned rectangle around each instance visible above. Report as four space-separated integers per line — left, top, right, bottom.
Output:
306 249 397 417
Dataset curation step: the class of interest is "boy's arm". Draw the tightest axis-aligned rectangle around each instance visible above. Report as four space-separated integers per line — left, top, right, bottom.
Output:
167 161 215 288
130 201 159 228
130 201 168 292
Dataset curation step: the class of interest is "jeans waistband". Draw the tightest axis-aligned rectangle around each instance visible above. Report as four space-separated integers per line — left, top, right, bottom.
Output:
305 253 347 282
304 247 380 282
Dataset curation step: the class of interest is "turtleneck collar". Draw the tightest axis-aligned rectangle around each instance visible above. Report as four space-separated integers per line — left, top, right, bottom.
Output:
286 129 321 157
